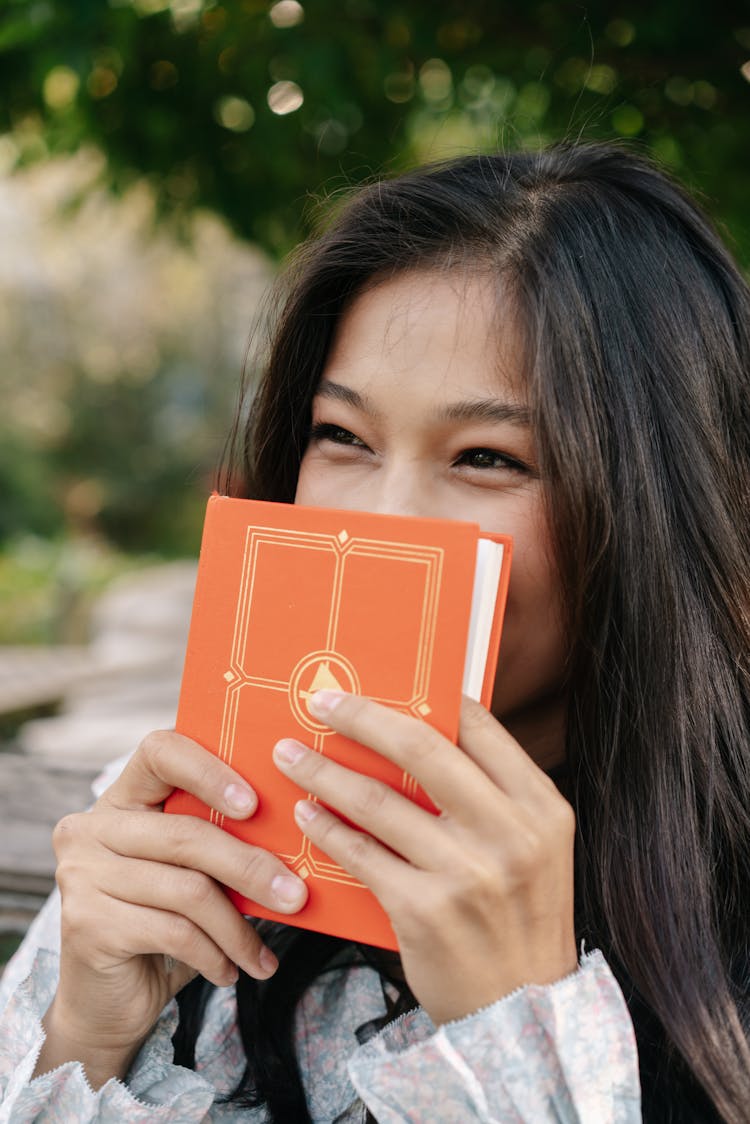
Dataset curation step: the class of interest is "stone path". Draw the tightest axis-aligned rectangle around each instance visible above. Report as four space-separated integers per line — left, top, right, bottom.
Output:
0 561 197 959
0 646 94 716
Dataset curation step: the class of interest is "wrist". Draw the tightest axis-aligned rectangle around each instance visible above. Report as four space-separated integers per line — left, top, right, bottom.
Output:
35 997 145 1089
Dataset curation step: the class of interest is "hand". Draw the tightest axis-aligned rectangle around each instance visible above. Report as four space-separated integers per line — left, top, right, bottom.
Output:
38 730 308 1086
273 691 577 1025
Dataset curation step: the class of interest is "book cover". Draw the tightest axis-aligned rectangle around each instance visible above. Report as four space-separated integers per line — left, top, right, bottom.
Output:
166 495 512 949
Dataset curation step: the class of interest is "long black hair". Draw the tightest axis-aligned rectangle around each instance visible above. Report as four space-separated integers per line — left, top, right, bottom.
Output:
175 142 750 1122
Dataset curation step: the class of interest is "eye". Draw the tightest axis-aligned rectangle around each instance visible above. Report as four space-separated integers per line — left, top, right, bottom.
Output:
454 448 529 473
308 422 369 449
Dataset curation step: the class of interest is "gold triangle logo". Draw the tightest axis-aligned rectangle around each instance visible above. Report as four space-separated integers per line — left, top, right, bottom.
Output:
299 660 346 703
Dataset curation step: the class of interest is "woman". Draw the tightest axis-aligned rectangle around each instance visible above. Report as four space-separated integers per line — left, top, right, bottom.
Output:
1 142 749 1122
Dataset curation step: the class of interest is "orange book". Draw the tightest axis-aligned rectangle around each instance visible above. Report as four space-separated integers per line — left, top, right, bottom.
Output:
166 495 512 949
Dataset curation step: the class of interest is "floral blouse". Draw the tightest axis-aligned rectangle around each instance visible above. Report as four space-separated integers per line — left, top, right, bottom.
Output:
0 765 641 1123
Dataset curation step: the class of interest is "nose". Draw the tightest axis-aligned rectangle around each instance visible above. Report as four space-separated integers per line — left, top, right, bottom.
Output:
359 463 442 521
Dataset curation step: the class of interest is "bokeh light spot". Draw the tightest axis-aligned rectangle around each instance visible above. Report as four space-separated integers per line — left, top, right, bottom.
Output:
516 81 550 121
606 18 636 46
267 80 304 115
150 60 179 90
554 56 589 93
692 80 717 109
87 67 118 100
43 66 80 111
384 68 415 104
651 136 683 167
462 64 494 102
218 47 237 74
665 77 693 106
170 0 203 33
419 58 453 104
215 95 255 132
611 104 644 136
269 1 304 29
585 64 617 95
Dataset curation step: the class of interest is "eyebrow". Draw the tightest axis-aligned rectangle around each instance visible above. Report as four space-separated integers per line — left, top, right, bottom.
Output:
314 380 531 428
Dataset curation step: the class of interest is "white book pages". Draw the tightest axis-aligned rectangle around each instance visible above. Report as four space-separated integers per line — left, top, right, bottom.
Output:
462 539 505 701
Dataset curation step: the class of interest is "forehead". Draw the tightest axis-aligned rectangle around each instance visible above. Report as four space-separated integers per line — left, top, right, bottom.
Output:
321 269 527 404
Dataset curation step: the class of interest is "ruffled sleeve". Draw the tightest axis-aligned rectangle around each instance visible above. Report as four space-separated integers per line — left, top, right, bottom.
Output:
0 947 218 1122
347 949 641 1123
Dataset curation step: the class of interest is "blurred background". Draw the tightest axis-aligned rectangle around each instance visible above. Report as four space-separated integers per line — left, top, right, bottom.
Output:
1 0 749 965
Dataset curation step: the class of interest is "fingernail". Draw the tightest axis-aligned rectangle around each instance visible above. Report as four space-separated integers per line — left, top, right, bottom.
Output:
295 799 319 824
308 689 346 717
271 873 306 904
274 739 306 765
224 783 257 814
259 945 278 975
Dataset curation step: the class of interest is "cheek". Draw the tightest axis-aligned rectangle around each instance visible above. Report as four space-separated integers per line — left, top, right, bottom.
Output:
295 454 374 512
295 457 330 506
490 513 567 717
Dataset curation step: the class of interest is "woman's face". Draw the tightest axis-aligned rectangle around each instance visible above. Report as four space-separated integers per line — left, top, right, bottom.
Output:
295 271 567 768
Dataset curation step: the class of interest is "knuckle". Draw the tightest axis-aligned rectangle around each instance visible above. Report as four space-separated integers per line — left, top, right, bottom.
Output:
194 753 222 793
52 813 85 855
506 825 545 880
345 829 379 873
235 846 269 891
397 726 441 766
351 779 390 821
531 792 576 847
137 729 173 773
554 797 576 838
459 851 500 896
164 912 198 955
56 864 86 907
181 870 215 910
164 815 200 862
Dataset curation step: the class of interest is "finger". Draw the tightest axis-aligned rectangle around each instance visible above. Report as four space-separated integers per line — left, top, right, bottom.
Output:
457 696 554 801
272 738 451 870
293 798 412 909
306 690 501 818
100 730 258 819
77 895 254 988
99 810 308 915
100 854 274 980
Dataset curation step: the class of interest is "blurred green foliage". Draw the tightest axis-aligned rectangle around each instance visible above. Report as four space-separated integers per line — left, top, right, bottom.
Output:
0 534 151 644
1 0 749 259
0 160 269 559
0 0 748 576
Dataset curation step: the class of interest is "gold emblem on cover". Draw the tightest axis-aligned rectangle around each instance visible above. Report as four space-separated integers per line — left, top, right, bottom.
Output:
288 650 361 734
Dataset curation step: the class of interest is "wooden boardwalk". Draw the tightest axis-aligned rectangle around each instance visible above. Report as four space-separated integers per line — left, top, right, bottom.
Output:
0 646 94 717
0 751 96 897
0 752 97 968
0 562 196 964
